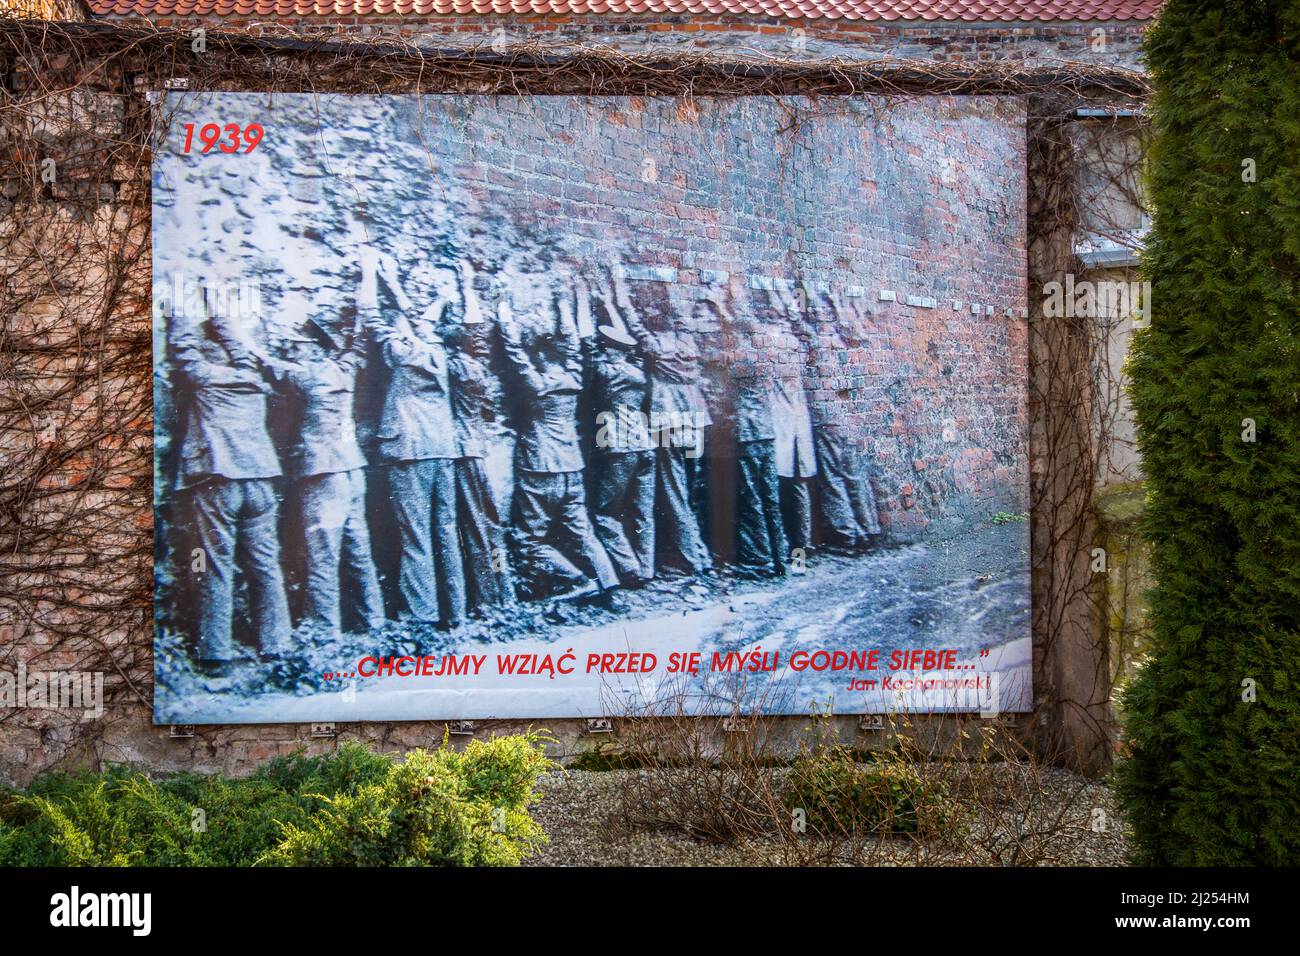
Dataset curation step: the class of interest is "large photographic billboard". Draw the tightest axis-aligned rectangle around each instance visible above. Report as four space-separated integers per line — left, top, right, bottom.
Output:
152 93 1030 724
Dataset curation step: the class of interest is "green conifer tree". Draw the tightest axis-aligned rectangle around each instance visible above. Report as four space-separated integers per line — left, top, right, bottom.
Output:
1119 0 1300 864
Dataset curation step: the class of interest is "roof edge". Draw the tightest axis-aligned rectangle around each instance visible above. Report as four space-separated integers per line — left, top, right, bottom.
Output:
85 2 1164 25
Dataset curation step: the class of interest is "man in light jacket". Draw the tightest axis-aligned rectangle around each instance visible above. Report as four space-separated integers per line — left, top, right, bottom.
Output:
498 253 619 602
172 306 291 670
277 314 385 635
366 253 467 628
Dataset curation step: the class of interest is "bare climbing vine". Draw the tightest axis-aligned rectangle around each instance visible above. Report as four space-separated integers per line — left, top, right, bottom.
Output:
0 16 1150 778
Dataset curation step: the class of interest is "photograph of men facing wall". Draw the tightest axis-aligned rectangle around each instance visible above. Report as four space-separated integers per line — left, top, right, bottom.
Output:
152 93 1031 723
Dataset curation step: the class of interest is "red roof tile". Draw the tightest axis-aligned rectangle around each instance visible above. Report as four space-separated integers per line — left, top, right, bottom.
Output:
87 0 1163 21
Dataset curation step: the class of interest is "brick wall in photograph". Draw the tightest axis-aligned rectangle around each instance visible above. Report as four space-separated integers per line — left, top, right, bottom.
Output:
402 94 1030 535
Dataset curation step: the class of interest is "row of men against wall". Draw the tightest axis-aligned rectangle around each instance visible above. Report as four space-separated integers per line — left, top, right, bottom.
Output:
166 251 882 671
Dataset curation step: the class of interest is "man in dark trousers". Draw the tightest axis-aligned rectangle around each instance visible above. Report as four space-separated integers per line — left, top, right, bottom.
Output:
807 288 882 551
499 253 619 602
445 259 516 611
277 315 385 636
772 373 817 557
712 281 788 576
647 323 714 576
770 284 819 557
367 253 467 629
732 369 789 577
172 306 291 670
588 279 657 588
611 272 714 577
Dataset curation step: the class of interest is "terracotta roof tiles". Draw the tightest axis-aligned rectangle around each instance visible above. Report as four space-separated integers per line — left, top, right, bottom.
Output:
88 0 1164 21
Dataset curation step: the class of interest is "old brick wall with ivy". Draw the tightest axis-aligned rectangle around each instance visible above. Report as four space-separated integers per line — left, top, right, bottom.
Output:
0 20 1147 783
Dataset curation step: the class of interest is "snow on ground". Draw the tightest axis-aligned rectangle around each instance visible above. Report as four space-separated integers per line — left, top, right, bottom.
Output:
155 519 1030 723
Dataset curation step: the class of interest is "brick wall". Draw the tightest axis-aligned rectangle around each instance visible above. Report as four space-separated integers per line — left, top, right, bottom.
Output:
0 23 1124 783
163 93 1024 537
2 0 87 19
1 17 148 777
104 13 1148 71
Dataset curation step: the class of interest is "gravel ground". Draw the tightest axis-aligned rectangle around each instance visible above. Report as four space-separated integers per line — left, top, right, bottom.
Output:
522 763 1129 867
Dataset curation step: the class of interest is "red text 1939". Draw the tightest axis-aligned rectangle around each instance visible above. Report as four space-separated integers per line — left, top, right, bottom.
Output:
181 122 264 154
